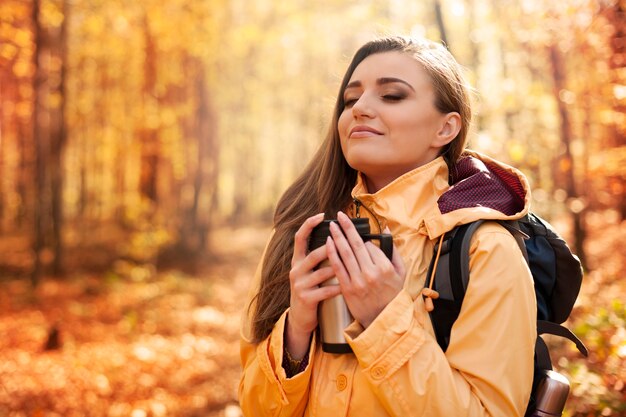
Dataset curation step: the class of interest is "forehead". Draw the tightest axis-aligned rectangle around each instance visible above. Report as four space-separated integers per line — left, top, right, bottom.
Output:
347 51 431 87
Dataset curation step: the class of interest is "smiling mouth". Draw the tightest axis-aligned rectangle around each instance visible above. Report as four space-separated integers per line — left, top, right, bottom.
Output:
349 126 382 138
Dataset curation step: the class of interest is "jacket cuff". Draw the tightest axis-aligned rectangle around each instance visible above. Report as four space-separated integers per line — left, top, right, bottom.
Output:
255 309 315 403
345 289 425 372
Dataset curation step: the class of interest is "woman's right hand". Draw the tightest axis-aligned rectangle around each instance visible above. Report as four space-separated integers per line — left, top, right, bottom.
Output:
286 213 341 359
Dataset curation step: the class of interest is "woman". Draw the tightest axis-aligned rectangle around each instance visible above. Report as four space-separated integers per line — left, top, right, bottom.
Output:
239 36 536 416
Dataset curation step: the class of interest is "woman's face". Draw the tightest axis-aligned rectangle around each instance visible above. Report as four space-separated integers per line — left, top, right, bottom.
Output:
338 51 454 192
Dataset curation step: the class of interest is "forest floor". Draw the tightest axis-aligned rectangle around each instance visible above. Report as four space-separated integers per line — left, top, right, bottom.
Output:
0 225 269 417
0 211 624 416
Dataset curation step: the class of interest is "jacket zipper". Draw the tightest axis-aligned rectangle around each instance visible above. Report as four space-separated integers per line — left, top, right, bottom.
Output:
353 198 362 218
352 197 383 233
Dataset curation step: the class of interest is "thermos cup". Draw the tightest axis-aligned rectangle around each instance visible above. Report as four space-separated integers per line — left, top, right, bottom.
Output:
530 370 571 416
308 218 393 353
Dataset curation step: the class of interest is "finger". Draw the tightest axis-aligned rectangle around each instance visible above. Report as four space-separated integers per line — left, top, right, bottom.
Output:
337 211 373 267
325 236 352 288
329 220 364 279
290 285 341 315
291 263 334 292
291 270 341 306
289 246 330 289
292 213 325 262
299 245 329 272
379 226 404 275
305 266 336 287
307 284 342 304
361 242 392 281
364 241 391 267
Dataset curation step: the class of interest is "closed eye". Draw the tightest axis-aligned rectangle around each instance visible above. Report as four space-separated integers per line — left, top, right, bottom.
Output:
344 98 359 108
382 94 405 102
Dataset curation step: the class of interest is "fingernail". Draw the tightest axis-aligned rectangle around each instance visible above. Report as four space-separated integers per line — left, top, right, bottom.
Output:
329 221 339 232
337 211 347 220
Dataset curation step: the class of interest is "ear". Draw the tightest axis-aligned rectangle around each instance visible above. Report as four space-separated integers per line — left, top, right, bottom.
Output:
432 112 461 147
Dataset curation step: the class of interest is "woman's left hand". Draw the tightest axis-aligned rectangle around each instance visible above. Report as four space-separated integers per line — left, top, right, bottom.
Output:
326 211 406 328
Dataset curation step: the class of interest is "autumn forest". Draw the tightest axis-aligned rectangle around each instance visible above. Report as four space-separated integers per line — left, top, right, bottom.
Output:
0 0 625 416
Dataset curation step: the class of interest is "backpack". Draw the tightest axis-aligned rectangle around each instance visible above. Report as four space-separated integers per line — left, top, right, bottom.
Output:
426 213 588 416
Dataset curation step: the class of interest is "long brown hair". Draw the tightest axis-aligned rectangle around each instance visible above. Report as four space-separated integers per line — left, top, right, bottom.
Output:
249 36 473 343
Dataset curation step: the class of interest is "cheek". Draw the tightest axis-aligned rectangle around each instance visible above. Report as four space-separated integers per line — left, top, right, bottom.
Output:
335 112 349 157
339 133 349 158
337 112 350 137
392 113 436 141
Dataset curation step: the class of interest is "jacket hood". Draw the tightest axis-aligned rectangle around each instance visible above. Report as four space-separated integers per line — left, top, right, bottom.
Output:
427 150 531 237
440 152 526 216
351 150 531 240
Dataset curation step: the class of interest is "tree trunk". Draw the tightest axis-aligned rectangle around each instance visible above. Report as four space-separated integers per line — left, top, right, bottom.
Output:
608 2 626 220
0 76 4 232
139 15 159 204
549 44 587 266
31 0 47 286
189 67 208 252
434 0 449 47
16 119 29 228
175 59 216 255
49 0 69 274
197 65 218 252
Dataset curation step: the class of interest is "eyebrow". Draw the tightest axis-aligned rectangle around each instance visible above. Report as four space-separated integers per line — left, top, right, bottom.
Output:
345 77 415 92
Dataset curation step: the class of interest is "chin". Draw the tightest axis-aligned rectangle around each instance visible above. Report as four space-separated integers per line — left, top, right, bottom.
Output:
346 161 387 180
344 157 373 173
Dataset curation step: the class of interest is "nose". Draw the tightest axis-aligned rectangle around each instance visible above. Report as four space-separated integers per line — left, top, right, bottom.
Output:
351 94 374 118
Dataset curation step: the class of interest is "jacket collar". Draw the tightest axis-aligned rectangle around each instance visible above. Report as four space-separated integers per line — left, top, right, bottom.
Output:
350 152 531 240
350 157 450 238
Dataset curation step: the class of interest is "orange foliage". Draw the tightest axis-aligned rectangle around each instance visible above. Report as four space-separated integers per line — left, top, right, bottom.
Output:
0 227 268 417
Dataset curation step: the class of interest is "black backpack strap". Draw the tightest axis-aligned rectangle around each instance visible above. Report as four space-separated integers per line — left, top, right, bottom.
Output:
535 336 552 371
496 219 530 261
448 222 472 302
449 220 486 299
428 220 529 352
537 320 589 357
428 220 485 351
427 228 460 350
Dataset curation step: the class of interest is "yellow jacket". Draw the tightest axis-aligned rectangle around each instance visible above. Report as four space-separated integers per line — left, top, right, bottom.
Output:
239 152 537 417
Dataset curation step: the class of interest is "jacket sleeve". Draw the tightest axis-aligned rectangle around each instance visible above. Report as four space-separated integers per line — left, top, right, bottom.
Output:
344 223 537 417
238 235 315 417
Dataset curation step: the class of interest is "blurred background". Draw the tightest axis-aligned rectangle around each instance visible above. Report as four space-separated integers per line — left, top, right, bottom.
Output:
0 0 624 416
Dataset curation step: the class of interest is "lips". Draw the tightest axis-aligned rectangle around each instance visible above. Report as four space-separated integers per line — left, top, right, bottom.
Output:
349 125 383 138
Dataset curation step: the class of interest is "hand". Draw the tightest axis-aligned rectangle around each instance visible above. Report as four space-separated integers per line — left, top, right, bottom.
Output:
326 211 406 328
287 213 341 359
